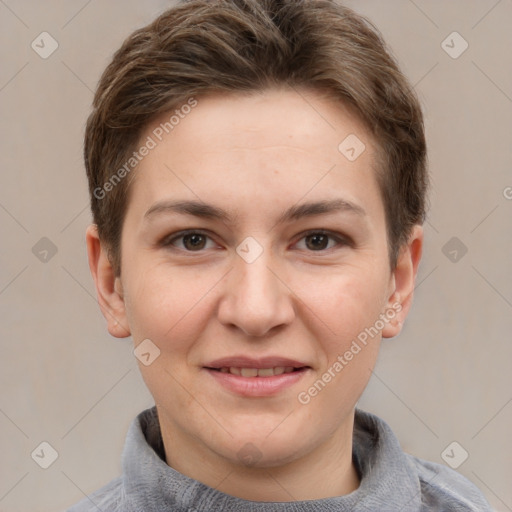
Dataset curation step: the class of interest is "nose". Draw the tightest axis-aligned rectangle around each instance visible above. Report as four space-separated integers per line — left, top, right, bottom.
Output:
216 247 295 337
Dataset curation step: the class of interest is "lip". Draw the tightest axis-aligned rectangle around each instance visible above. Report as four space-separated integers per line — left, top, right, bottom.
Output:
204 356 310 369
203 356 311 397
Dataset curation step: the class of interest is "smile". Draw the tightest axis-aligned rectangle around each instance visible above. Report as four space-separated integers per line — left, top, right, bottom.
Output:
211 366 304 377
204 364 310 396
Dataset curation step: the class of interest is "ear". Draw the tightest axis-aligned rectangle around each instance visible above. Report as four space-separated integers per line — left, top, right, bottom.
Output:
85 224 131 338
381 224 424 339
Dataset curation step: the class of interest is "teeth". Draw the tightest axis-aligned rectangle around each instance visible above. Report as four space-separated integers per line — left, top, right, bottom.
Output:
257 368 275 377
240 368 258 377
218 366 300 377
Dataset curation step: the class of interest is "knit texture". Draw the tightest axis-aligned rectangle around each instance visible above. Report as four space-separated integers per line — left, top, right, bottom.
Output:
66 407 492 511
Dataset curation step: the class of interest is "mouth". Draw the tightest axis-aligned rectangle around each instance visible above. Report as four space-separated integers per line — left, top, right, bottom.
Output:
203 356 312 396
206 366 308 377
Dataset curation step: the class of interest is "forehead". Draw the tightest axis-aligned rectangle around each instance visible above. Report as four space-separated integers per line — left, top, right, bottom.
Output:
127 87 385 226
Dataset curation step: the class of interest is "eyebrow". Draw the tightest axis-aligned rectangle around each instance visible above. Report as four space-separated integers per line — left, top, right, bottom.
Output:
143 198 367 224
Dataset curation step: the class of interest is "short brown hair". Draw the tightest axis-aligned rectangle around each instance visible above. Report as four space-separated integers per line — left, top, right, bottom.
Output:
85 0 428 276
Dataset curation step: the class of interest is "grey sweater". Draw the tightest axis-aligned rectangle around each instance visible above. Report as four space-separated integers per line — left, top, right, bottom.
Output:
66 407 492 511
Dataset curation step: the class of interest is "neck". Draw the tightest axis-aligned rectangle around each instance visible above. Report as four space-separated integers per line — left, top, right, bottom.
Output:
159 409 360 501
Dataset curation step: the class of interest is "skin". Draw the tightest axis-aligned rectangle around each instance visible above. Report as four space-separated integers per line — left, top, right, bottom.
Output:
86 87 423 501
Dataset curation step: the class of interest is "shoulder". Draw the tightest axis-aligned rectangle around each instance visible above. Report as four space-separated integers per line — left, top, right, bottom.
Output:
407 454 493 511
65 407 162 512
64 476 124 512
353 409 493 511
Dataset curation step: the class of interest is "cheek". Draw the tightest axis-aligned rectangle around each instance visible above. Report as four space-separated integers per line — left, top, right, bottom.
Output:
298 267 388 398
124 261 217 348
297 266 388 342
297 276 385 419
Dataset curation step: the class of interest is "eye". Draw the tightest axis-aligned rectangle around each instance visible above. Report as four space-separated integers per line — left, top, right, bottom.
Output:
294 231 348 252
163 230 217 251
161 229 349 253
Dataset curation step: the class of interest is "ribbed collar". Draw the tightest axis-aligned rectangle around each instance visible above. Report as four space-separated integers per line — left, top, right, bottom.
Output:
121 406 422 511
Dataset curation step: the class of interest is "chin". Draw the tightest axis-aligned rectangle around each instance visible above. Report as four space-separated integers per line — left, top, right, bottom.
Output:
212 427 311 469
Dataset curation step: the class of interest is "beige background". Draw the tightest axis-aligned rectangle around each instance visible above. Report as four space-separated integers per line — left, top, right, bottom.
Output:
0 1 511 511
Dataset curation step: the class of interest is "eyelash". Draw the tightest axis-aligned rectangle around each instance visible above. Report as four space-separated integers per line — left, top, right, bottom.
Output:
160 229 351 254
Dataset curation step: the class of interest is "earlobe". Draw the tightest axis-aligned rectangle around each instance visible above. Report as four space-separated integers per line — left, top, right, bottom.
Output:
381 224 424 339
85 224 131 338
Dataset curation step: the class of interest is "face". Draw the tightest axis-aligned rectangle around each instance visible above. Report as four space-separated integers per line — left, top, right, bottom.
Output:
88 87 422 475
